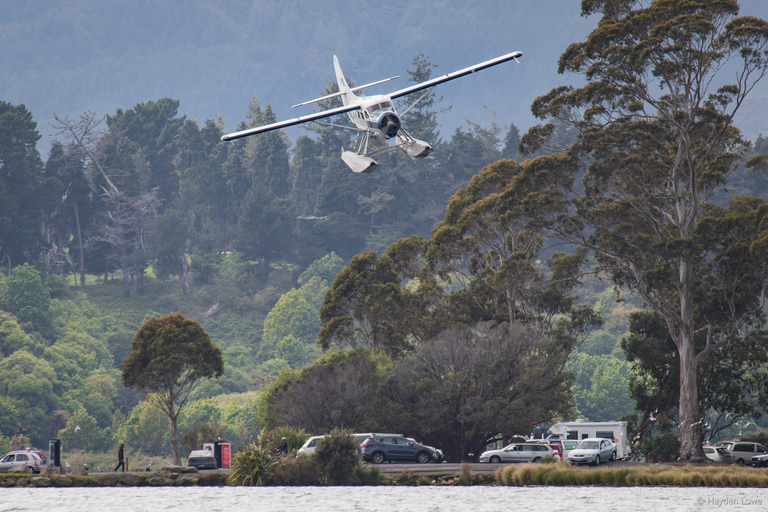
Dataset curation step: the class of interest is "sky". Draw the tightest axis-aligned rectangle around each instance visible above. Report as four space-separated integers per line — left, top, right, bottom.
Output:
2 0 768 156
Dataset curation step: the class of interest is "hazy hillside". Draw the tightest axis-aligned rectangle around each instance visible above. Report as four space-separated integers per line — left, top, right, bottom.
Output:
5 0 767 157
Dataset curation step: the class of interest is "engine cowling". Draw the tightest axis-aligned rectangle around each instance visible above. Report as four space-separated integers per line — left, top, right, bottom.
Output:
376 113 401 139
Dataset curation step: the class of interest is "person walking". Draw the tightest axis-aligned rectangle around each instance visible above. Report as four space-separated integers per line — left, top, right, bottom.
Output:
114 443 125 472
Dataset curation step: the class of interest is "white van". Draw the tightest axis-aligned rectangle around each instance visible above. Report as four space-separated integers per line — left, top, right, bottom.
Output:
546 421 630 460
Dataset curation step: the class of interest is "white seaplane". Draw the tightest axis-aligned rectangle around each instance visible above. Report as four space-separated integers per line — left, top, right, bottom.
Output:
221 50 523 174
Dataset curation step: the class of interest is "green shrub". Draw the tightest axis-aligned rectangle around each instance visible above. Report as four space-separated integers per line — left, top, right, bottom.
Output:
271 453 321 485
228 444 276 486
640 433 680 462
313 428 361 485
259 426 310 454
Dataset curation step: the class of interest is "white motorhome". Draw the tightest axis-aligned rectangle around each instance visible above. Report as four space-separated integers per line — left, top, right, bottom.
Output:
546 421 630 460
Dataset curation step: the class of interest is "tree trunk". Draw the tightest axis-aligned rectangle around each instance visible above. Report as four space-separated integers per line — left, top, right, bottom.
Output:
120 253 131 298
136 267 145 296
677 259 705 460
678 338 704 460
180 252 191 296
171 407 181 466
74 203 85 289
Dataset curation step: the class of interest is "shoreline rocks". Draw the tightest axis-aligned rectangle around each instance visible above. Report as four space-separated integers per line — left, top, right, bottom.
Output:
0 468 227 488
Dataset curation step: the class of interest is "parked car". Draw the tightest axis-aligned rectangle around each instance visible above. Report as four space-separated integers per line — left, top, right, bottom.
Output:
750 453 768 468
561 440 580 460
360 435 439 464
187 449 217 470
718 441 767 465
479 443 553 463
28 450 46 465
298 433 403 456
567 438 616 465
703 445 734 464
0 451 43 473
298 435 325 456
531 439 564 459
405 437 445 463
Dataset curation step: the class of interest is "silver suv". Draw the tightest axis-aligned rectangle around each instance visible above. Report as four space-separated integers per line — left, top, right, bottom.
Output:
0 451 44 473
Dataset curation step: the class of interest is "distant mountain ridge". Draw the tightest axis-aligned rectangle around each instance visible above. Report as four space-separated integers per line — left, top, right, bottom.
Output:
2 0 768 153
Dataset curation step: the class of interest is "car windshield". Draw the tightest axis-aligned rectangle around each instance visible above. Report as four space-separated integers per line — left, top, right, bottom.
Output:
189 450 211 457
578 440 600 450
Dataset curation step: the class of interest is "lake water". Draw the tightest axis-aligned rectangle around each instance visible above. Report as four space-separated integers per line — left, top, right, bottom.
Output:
1 486 767 512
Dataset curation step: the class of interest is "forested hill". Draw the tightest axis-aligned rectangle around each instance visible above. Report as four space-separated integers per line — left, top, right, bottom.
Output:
3 0 768 154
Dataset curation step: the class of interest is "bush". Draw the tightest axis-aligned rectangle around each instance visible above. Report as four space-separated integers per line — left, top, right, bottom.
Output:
259 426 310 455
640 433 680 462
313 428 361 485
271 453 321 485
228 444 276 486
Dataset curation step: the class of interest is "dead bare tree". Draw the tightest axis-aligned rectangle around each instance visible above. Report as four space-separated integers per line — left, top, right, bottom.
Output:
53 112 160 298
52 113 113 289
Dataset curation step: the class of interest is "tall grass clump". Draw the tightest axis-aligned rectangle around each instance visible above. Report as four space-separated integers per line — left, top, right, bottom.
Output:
228 444 276 486
495 463 768 487
354 465 392 485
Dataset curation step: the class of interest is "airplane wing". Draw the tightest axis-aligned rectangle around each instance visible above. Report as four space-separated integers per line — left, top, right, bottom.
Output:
221 103 361 141
388 51 522 100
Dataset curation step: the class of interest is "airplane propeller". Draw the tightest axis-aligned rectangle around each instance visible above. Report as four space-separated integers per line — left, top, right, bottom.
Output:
378 113 401 138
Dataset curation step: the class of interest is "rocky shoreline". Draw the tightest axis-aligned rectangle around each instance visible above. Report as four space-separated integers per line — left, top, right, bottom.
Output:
0 466 229 488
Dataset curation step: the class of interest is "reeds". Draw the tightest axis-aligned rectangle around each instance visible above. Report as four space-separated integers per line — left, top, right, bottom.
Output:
495 462 768 487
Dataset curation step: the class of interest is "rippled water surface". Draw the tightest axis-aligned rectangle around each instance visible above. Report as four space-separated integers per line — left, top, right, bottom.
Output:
1 486 767 511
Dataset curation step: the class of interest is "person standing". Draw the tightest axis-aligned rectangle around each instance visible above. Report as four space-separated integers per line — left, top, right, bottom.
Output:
114 444 125 472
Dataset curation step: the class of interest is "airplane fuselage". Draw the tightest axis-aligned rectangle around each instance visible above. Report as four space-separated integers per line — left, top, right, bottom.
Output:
347 95 400 139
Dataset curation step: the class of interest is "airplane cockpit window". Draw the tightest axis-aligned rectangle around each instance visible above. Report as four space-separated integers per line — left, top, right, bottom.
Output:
367 101 394 114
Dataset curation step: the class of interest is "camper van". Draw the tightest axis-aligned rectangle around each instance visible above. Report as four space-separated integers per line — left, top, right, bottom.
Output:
546 421 630 460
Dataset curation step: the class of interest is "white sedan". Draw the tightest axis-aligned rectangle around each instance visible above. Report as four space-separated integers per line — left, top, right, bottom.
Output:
567 438 616 465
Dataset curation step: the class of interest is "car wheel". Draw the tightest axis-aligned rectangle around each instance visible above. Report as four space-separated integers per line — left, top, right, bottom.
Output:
532 457 541 463
594 455 601 466
371 452 386 464
417 452 430 464
610 451 616 461
490 455 501 464
736 458 745 466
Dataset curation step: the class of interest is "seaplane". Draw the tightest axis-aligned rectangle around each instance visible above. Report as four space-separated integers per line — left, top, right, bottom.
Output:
221 50 523 174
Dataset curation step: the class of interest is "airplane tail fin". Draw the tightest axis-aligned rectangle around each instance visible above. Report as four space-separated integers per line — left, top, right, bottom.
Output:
333 55 356 106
